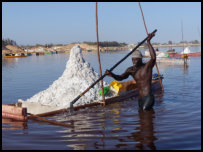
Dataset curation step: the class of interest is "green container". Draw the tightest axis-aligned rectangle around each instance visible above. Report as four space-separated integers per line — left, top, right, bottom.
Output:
166 53 169 57
99 87 110 96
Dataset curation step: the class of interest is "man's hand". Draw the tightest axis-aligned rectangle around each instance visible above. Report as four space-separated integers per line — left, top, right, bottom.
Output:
105 70 112 77
147 33 155 43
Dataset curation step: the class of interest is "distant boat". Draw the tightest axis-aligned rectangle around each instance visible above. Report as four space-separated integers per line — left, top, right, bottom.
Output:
144 50 190 65
44 52 52 55
167 47 201 57
145 47 201 58
52 51 57 54
155 57 189 65
4 53 27 58
44 51 57 55
168 52 201 57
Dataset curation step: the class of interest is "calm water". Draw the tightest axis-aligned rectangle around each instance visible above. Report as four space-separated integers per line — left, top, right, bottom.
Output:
2 46 201 150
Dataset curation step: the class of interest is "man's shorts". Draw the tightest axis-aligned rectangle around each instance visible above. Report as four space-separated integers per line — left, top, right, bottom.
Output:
138 94 155 110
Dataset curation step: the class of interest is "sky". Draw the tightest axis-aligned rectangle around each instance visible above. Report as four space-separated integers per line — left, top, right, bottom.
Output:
2 2 201 45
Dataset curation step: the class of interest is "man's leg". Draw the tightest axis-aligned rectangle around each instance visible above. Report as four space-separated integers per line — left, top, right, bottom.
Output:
138 95 155 110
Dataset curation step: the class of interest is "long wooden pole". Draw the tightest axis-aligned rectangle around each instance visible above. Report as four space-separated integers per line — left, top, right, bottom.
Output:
96 2 105 106
138 2 164 91
28 113 74 128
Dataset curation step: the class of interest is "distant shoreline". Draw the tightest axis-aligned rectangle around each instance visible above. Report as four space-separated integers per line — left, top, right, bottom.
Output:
148 43 201 48
102 43 201 51
130 43 201 49
2 43 201 55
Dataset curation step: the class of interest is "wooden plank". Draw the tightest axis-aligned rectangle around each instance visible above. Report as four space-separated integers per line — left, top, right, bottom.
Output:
2 104 27 116
2 112 27 121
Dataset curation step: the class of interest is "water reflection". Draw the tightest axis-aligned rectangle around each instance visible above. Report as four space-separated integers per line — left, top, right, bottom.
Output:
131 110 157 150
2 58 19 68
183 63 189 75
157 62 188 69
58 101 159 150
2 118 28 130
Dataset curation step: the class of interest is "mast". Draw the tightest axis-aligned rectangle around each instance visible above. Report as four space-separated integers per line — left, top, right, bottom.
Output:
181 19 187 66
181 19 184 52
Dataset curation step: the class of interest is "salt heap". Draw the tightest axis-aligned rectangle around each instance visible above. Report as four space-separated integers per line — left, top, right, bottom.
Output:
181 47 191 54
18 45 110 110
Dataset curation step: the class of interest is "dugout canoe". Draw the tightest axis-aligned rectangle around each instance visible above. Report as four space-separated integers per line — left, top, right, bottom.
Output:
2 79 162 121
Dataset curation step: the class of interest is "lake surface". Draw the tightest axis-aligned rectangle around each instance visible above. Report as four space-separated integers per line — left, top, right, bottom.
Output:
2 46 201 150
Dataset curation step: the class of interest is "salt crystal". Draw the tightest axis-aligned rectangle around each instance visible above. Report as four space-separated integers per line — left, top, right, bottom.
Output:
181 47 191 54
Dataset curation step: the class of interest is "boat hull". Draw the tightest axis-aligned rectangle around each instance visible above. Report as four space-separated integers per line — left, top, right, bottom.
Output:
2 79 162 120
168 52 201 57
4 55 28 58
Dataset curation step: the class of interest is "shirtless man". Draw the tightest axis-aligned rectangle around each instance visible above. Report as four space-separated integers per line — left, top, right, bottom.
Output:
105 33 156 110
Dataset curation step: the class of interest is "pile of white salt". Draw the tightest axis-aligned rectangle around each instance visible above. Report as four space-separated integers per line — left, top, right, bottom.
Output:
18 45 113 114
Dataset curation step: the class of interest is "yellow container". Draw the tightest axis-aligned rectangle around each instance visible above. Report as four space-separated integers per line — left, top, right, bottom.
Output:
109 80 123 94
181 54 188 59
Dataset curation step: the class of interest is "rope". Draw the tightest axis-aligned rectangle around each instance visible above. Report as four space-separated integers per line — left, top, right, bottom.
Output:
138 2 164 91
96 2 106 106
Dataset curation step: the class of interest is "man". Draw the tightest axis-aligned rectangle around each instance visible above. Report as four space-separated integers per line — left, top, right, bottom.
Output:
105 33 156 110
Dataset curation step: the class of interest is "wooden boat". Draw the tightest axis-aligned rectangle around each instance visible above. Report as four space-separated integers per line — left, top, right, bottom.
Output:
156 57 188 65
2 79 162 121
168 52 201 58
144 56 188 64
2 104 28 121
35 52 45 56
44 52 52 55
4 53 28 58
51 51 57 54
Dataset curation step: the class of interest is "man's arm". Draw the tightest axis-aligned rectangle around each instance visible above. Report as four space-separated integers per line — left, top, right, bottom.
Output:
105 67 132 81
146 33 156 68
